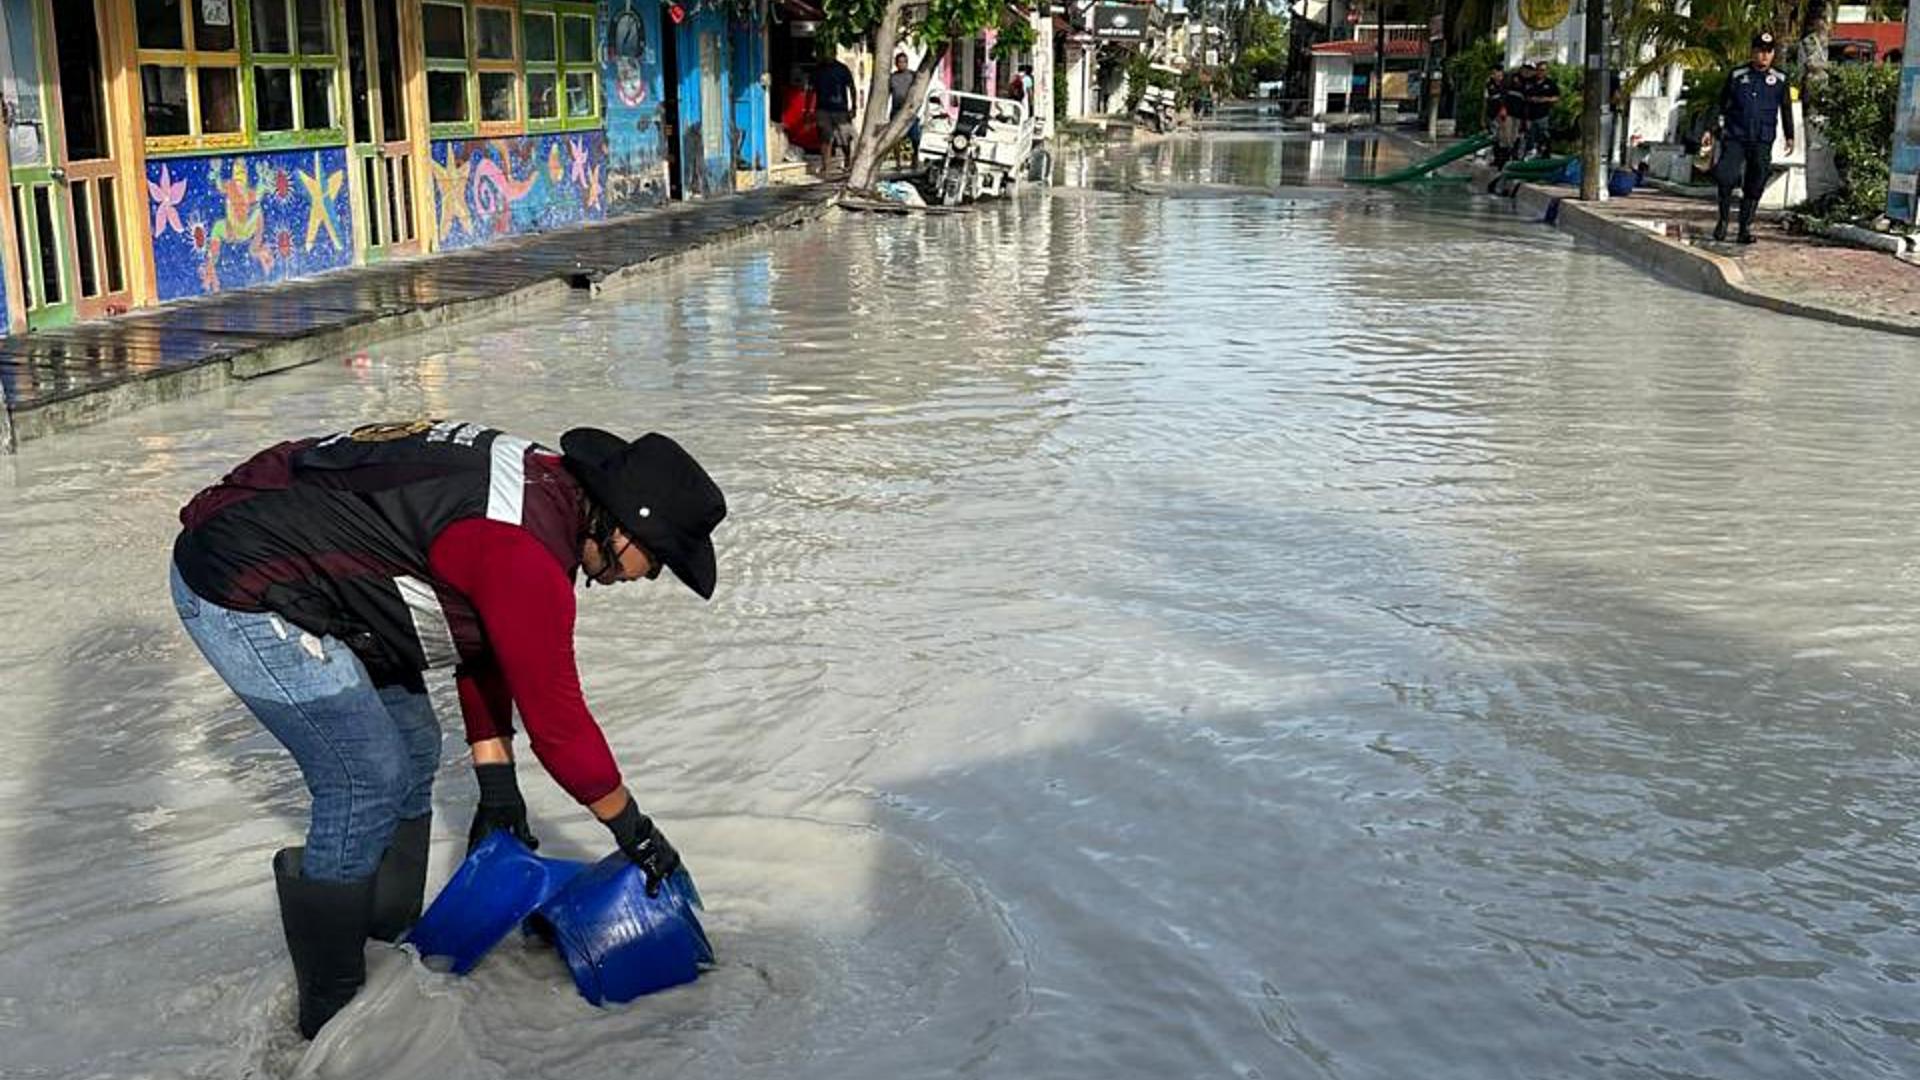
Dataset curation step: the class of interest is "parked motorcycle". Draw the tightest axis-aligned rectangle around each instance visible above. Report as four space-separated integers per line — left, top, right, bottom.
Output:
1135 86 1178 134
918 92 1035 206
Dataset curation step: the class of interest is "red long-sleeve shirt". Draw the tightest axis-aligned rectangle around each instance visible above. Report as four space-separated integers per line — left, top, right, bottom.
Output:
428 517 621 805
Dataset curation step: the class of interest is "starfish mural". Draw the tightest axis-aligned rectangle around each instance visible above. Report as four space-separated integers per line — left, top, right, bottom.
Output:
430 153 473 239
569 138 590 189
298 152 345 251
149 163 187 238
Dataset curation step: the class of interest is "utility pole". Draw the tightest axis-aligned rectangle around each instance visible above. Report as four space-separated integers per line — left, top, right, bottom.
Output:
1579 0 1606 199
1373 1 1386 126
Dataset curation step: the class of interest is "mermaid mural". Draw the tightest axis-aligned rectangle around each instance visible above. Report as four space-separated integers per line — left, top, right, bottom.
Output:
429 133 609 251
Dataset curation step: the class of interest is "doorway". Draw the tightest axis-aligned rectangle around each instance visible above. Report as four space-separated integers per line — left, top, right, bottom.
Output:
49 0 130 320
2 0 73 329
661 16 683 200
345 0 419 260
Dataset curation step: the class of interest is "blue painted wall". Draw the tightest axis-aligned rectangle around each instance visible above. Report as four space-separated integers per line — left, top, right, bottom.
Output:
675 11 735 197
604 0 669 210
427 132 609 251
146 148 355 303
1 251 9 336
729 16 767 181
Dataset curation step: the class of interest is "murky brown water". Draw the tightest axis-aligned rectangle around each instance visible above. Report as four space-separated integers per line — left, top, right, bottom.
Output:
2 133 1918 1079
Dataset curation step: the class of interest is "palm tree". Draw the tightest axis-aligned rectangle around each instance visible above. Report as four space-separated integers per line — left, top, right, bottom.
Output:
1616 0 1776 97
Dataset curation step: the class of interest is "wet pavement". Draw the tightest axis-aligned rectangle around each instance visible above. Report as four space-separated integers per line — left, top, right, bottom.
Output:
3 133 1920 1080
1517 179 1920 327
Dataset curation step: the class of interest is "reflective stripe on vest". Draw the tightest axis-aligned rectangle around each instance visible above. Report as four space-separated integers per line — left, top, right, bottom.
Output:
395 575 459 668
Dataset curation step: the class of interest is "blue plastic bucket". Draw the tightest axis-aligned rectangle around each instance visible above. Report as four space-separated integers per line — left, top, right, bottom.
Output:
407 832 589 974
528 857 714 1005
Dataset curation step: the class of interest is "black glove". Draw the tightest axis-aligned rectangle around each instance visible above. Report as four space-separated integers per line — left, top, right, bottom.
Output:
603 800 682 896
467 763 540 852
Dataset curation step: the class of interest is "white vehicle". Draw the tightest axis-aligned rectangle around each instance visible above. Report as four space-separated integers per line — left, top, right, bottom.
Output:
1135 85 1178 133
917 91 1034 205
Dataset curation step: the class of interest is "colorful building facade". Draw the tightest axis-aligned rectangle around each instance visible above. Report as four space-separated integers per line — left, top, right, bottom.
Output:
0 0 772 334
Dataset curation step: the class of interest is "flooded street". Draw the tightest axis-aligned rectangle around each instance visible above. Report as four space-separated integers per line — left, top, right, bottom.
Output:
3 132 1919 1079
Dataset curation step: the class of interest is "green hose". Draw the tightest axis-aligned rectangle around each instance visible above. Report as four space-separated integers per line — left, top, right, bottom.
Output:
1349 132 1496 186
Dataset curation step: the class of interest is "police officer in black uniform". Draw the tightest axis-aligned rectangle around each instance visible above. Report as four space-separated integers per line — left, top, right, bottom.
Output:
1707 31 1795 244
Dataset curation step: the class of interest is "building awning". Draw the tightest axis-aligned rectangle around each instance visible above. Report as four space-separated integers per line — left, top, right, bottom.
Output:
1309 38 1427 58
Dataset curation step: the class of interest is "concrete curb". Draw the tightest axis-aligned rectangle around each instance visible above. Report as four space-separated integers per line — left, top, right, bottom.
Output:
1461 159 1920 339
593 197 831 293
2 194 836 452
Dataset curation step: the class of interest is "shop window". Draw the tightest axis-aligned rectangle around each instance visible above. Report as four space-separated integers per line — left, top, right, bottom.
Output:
250 0 341 144
253 67 294 130
139 64 191 137
135 0 244 150
475 7 515 60
525 2 599 132
428 70 470 125
136 0 187 50
417 1 599 138
425 1 524 135
137 0 343 153
472 2 520 132
523 11 558 122
424 1 473 130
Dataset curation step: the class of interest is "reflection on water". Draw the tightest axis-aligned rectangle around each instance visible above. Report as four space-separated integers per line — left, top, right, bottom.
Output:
1 133 1918 1079
1057 130 1417 189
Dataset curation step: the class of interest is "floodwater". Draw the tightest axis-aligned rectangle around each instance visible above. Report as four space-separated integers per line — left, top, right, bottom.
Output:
3 132 1919 1080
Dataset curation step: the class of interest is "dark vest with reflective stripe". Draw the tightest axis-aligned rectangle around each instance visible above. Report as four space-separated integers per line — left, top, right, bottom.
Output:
173 420 583 681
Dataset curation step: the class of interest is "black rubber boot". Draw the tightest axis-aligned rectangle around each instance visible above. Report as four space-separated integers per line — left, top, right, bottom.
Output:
368 815 432 943
273 848 374 1040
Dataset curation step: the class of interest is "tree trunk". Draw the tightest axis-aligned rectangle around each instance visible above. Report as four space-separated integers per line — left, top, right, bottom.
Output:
844 2 905 193
1800 0 1831 109
1579 0 1605 199
847 38 950 193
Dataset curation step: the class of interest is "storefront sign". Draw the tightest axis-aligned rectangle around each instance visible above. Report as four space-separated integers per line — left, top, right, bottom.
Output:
1092 4 1150 41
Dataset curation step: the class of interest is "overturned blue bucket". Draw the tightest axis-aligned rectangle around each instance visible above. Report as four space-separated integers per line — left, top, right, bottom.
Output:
409 831 714 1004
527 856 714 1005
407 832 587 975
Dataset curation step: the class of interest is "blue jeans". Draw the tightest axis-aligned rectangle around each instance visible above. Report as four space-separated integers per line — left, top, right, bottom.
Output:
170 561 442 881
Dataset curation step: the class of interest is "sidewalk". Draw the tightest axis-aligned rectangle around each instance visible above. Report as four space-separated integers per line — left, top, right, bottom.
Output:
0 185 836 452
1466 158 1920 337
1374 130 1920 337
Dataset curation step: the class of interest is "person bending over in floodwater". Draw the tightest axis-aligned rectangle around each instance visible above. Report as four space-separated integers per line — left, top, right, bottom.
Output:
168 420 725 1038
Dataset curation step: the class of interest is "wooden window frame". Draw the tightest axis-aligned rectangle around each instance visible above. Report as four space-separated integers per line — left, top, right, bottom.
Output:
135 0 248 154
136 0 348 156
424 0 527 140
422 0 473 135
523 1 599 134
248 0 348 150
472 1 522 136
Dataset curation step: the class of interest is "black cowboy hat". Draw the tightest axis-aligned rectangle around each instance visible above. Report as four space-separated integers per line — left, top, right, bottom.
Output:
559 428 727 599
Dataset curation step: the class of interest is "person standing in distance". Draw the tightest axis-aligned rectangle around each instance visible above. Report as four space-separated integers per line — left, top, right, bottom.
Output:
888 53 923 156
169 421 725 1038
811 44 858 176
1706 31 1795 244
